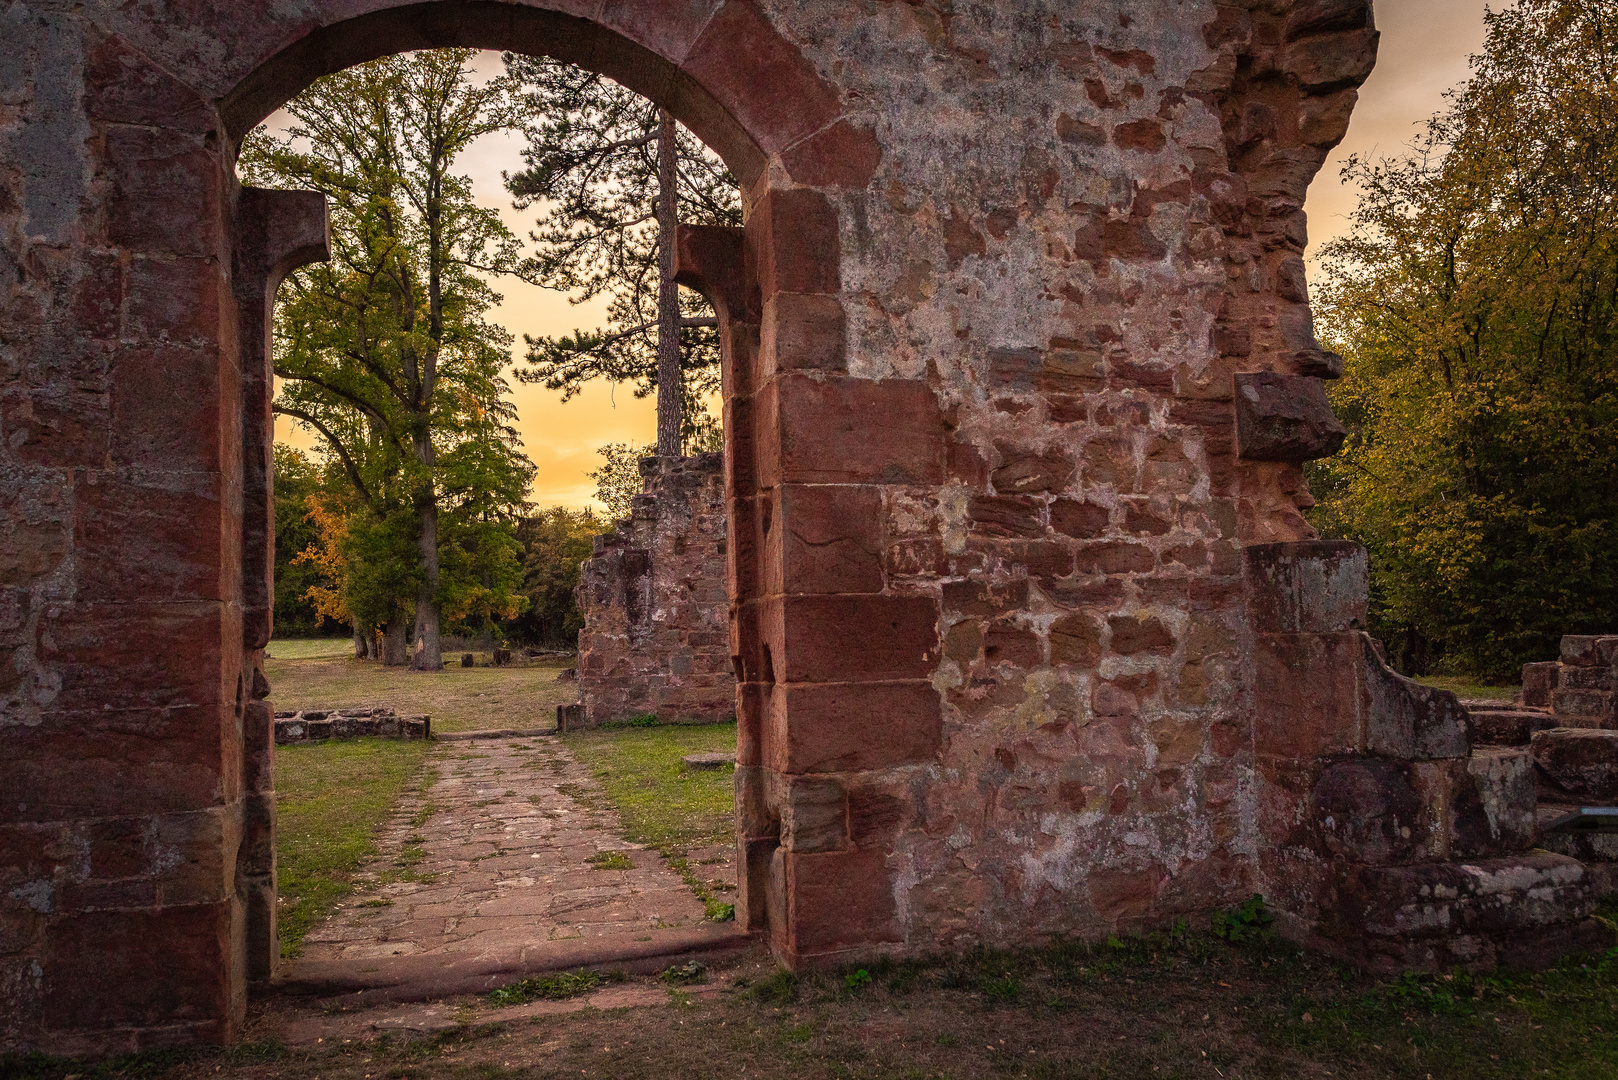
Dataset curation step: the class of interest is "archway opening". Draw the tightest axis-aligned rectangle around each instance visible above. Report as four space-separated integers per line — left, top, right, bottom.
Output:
221 2 812 1013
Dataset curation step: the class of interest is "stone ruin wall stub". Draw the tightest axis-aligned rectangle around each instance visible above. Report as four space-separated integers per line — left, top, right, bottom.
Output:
575 453 736 727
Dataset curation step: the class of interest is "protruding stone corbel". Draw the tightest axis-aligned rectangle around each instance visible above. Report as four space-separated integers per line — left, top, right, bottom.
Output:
236 187 330 302
1291 347 1345 379
1233 371 1346 461
674 223 760 324
234 186 329 650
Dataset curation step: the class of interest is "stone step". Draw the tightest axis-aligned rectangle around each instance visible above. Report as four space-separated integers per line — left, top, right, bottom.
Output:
1463 704 1557 746
1561 634 1618 668
681 751 736 770
1551 688 1618 726
1532 727 1618 799
1325 853 1609 971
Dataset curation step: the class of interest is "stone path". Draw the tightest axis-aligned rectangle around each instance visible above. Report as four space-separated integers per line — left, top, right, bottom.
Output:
290 735 733 975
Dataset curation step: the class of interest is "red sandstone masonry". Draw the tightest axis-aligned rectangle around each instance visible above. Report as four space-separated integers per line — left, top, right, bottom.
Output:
575 454 736 726
0 0 1512 1056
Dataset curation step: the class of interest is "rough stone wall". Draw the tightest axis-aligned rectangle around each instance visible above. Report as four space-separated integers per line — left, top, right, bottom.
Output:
738 0 1370 958
0 0 1398 1053
575 453 735 726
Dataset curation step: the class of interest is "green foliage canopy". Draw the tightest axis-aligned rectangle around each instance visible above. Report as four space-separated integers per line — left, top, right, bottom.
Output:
589 442 655 523
510 508 603 647
1310 0 1618 679
271 445 340 636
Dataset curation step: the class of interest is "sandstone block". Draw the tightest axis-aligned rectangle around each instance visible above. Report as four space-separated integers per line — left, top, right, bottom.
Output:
681 751 735 770
1459 748 1537 855
673 222 755 322
779 119 883 189
1562 635 1618 667
771 484 883 594
1233 372 1346 462
1244 540 1367 634
1309 757 1420 864
763 292 846 374
1562 665 1616 692
1551 688 1616 726
683 2 842 157
1279 29 1380 92
1464 706 1556 747
1284 0 1376 38
783 848 902 956
41 903 235 1031
242 701 274 794
1364 654 1469 761
771 594 940 684
1521 661 1560 708
1328 853 1597 971
1253 631 1366 759
1533 728 1618 800
780 777 847 853
749 188 840 297
1050 498 1109 538
763 375 944 486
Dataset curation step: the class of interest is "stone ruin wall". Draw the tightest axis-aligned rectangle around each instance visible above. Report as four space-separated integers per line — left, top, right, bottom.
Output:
9 0 1613 1057
573 453 736 726
741 0 1379 957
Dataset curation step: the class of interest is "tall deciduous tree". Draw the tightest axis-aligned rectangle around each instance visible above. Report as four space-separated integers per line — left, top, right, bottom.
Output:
503 55 738 456
271 445 340 638
1311 0 1618 679
241 50 535 669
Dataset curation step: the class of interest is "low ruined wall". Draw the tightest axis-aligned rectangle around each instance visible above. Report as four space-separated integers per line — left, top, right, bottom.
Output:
272 707 429 744
575 453 736 726
1523 636 1618 726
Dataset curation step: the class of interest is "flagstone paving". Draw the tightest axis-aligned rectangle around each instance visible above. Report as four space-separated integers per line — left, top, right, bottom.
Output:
291 735 731 967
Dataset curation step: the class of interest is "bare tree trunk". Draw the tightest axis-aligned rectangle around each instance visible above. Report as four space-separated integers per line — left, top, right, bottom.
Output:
382 611 408 666
655 108 682 458
411 474 443 671
352 620 368 660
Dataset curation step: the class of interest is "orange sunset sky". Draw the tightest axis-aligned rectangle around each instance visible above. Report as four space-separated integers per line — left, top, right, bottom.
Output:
273 0 1495 513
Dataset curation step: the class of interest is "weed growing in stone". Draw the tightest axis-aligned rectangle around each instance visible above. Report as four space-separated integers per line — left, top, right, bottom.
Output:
660 961 707 985
1211 894 1276 943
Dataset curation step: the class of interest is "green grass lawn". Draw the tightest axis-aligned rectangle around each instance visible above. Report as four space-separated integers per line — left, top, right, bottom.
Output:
565 722 738 920
264 637 356 660
274 738 430 957
564 722 736 857
1415 675 1520 701
263 639 578 733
